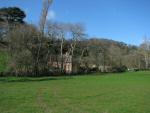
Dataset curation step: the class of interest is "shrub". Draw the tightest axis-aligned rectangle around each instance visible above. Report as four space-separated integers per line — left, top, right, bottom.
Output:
112 65 127 73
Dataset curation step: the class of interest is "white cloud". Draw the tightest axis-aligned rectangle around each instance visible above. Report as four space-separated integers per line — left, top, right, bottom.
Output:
47 10 56 20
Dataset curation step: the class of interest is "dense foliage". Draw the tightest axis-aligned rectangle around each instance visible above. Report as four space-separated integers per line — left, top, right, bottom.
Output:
0 7 26 24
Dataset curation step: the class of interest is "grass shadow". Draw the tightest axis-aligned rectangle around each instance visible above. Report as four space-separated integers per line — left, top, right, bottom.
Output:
0 76 73 83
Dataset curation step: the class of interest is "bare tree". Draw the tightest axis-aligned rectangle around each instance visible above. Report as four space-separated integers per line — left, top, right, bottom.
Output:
47 22 67 73
39 0 53 34
140 36 150 69
67 23 85 73
7 24 40 76
36 0 53 75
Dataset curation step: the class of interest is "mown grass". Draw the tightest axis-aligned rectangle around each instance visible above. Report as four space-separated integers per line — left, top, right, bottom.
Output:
0 71 150 113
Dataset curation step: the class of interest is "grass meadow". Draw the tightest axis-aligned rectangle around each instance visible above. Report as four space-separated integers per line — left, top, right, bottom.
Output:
0 71 150 113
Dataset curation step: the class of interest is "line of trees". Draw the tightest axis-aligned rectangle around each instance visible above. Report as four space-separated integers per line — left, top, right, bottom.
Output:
0 1 150 76
0 1 86 76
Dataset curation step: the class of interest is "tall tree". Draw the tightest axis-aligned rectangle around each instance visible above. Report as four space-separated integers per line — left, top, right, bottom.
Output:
140 37 150 69
68 23 85 73
0 7 26 24
35 0 53 75
0 7 26 42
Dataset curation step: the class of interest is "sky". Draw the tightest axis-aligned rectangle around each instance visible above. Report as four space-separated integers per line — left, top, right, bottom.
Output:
1 0 150 45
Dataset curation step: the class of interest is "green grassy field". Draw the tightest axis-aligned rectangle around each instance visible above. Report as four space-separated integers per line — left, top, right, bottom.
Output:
0 72 150 113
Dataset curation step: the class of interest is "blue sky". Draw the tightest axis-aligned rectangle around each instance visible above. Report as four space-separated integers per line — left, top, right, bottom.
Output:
1 0 150 45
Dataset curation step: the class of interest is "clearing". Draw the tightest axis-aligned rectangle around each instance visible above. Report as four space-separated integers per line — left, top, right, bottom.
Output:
0 72 150 113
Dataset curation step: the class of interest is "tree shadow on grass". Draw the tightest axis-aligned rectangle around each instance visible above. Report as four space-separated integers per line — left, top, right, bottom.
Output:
0 76 73 83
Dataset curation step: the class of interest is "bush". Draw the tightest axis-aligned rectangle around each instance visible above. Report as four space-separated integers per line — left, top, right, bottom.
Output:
112 65 127 73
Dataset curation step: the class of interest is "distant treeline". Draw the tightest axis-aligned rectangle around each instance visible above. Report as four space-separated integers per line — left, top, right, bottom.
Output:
0 6 149 76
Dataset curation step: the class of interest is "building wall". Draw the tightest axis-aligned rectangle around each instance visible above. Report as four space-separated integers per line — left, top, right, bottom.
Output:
48 53 72 73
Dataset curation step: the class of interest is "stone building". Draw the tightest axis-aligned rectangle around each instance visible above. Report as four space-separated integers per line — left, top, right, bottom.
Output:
48 53 72 73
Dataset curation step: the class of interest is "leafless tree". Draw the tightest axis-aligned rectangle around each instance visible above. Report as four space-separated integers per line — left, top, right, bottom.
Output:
47 22 67 72
36 0 53 75
140 36 150 69
6 24 40 75
67 23 85 73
